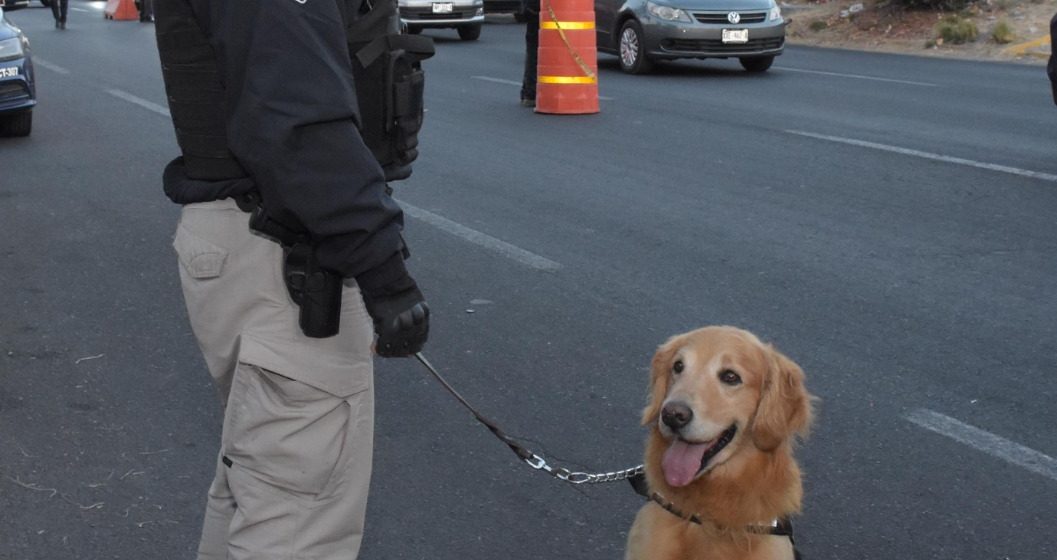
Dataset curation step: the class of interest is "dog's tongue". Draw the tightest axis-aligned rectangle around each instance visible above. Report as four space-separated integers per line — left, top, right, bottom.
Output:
662 440 709 487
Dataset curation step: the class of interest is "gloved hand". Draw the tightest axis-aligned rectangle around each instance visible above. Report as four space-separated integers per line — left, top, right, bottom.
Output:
356 252 430 357
363 285 430 357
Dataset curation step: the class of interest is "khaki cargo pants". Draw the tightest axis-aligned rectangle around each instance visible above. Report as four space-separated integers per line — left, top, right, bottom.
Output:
173 199 375 560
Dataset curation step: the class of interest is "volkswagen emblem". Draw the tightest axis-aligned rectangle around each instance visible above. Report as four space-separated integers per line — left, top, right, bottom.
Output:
727 11 740 23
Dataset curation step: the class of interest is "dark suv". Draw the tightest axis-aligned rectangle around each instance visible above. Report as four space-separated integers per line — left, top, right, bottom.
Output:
0 7 34 136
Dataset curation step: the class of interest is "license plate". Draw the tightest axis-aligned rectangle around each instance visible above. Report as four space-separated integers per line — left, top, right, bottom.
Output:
432 2 453 13
0 67 18 78
722 29 749 44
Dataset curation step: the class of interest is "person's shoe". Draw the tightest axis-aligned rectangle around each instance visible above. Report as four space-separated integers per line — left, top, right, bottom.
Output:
520 97 536 107
59 20 66 29
55 20 61 29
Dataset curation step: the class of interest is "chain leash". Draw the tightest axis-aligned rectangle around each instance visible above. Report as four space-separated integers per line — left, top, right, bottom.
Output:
413 353 643 486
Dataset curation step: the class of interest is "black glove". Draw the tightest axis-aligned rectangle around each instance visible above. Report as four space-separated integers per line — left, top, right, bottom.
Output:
357 254 430 357
363 286 429 357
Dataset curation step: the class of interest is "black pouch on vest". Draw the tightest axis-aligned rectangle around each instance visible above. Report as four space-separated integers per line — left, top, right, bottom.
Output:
346 0 435 182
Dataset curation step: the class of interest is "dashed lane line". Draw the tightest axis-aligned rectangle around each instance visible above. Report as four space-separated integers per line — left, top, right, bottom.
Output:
106 89 171 118
397 200 562 271
786 129 1057 184
32 58 70 75
776 66 938 87
906 409 1057 483
471 75 615 101
97 87 556 271
472 75 521 86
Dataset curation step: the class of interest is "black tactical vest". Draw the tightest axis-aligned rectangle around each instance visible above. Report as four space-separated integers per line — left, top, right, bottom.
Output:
154 0 434 183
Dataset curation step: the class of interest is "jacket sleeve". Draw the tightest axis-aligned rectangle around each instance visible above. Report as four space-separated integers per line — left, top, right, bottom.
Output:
199 0 408 281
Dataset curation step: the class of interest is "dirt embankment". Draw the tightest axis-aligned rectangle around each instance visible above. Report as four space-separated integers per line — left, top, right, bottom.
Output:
784 0 1056 64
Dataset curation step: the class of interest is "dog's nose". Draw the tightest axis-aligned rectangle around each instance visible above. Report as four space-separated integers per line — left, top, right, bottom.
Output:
661 402 693 431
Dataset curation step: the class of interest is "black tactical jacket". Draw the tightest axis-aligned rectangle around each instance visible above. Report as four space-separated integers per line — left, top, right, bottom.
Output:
160 0 408 287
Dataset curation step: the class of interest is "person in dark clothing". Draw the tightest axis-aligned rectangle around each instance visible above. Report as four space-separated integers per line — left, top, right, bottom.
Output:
1048 13 1057 105
154 0 429 558
521 0 540 106
138 0 154 22
50 0 68 29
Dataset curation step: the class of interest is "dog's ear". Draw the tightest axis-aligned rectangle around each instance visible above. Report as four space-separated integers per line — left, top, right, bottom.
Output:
750 346 813 451
642 338 679 426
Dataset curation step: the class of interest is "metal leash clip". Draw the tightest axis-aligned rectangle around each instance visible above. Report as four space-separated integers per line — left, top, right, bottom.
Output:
414 352 644 486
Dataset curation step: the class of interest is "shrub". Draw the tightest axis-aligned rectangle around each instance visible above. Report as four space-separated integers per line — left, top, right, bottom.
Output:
810 20 829 31
935 16 978 44
898 0 974 11
991 18 1015 44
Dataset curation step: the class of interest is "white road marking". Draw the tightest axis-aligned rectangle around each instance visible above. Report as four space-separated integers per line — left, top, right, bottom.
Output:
106 89 171 117
32 58 69 75
906 409 1057 483
473 75 521 86
100 87 557 271
71 7 92 12
776 66 938 87
471 75 614 101
786 129 1057 184
397 200 562 271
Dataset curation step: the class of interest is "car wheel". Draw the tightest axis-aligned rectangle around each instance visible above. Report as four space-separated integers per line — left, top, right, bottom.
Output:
0 110 32 137
458 24 481 41
406 25 422 34
41 0 52 6
514 10 527 23
619 20 653 74
739 56 774 73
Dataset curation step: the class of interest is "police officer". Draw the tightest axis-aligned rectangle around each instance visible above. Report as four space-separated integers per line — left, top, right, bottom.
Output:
50 0 68 29
521 0 541 106
138 0 154 22
154 0 429 558
1049 12 1057 105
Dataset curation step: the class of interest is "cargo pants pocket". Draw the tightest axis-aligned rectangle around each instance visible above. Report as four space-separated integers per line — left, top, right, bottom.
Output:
222 362 359 499
173 223 229 280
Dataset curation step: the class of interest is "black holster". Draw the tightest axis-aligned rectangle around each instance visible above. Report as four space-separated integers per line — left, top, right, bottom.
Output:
239 196 343 339
282 243 342 339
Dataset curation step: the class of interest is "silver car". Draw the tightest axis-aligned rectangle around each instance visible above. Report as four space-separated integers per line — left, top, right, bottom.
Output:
595 0 785 73
400 0 485 41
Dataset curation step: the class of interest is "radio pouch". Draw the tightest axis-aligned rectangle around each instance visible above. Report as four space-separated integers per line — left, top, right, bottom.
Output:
347 0 435 182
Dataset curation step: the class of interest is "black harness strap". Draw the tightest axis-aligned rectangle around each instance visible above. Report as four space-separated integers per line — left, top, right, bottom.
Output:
628 471 802 556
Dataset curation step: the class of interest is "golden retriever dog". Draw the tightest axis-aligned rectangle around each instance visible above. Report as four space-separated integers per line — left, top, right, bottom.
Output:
626 326 814 560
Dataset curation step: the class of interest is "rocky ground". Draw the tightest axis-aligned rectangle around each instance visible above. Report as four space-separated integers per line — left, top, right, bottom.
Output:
784 0 1056 64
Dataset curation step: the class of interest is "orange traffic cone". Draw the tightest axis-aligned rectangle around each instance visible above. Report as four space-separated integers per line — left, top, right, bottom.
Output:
535 0 599 114
104 0 139 20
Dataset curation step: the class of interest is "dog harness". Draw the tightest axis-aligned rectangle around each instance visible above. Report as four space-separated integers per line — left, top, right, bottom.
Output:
628 472 803 559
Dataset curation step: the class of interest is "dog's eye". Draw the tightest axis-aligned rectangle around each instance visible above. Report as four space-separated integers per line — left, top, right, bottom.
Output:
673 360 684 374
719 369 741 385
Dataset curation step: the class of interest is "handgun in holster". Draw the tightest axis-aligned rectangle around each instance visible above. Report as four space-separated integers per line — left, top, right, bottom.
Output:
238 195 343 339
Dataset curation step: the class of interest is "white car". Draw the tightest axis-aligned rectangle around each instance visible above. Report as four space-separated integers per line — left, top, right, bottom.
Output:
400 0 484 41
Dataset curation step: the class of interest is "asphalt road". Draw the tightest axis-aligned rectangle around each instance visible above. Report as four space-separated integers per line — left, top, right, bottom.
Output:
1 2 1055 559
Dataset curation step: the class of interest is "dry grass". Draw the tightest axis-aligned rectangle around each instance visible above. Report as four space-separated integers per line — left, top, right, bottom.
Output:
785 0 1055 63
